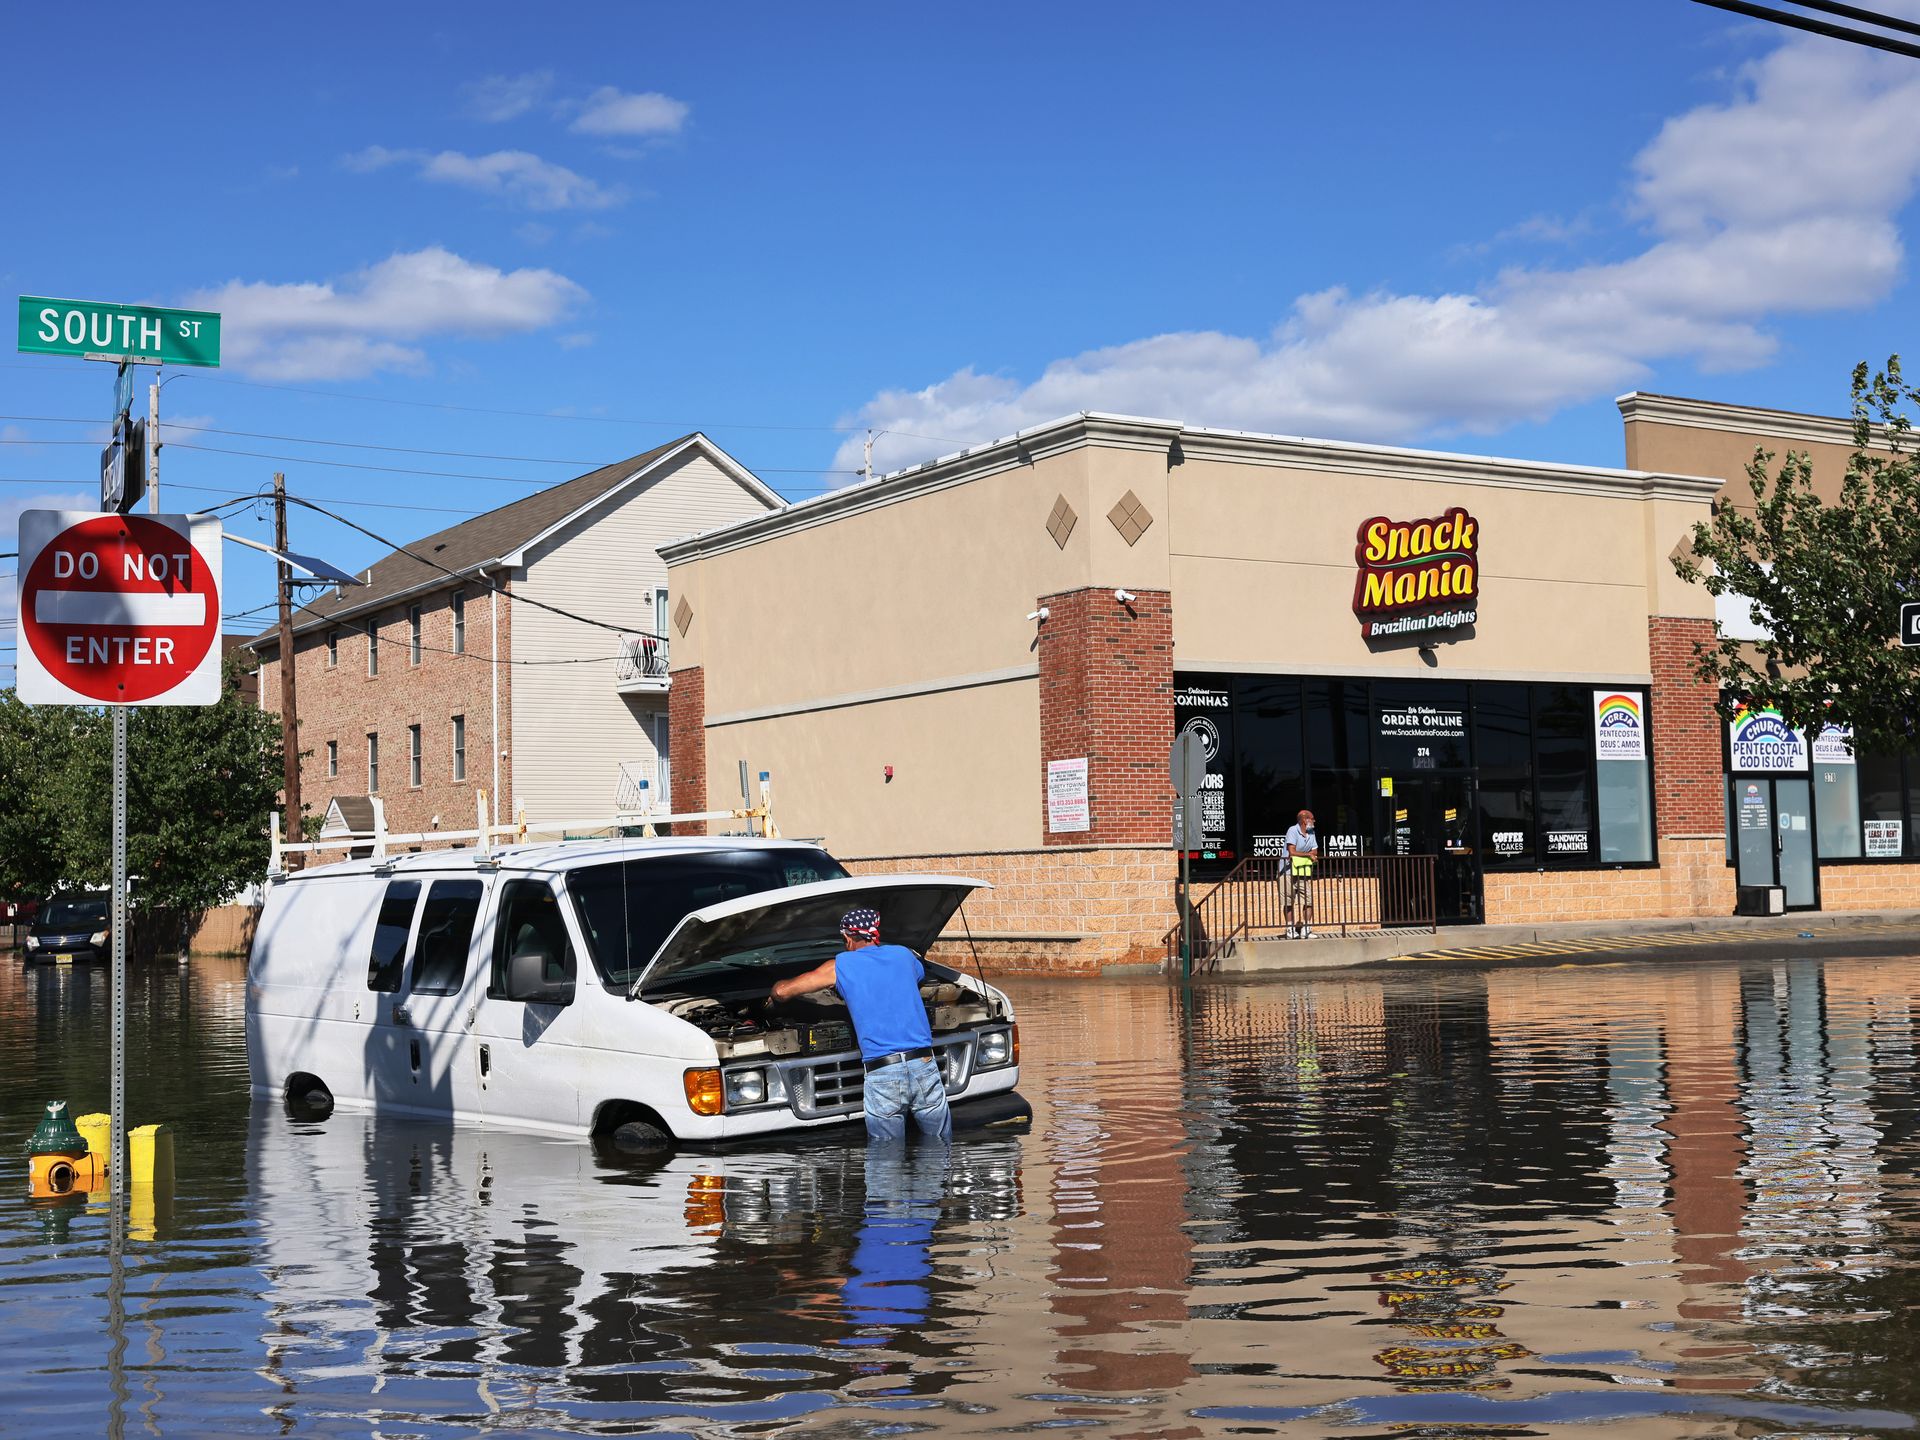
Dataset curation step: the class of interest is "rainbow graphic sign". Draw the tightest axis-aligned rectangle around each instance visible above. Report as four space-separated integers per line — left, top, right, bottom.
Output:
1729 703 1807 772
1592 691 1645 761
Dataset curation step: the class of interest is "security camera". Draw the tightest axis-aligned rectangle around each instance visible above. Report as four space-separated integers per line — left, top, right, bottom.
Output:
1026 607 1050 622
1114 589 1136 605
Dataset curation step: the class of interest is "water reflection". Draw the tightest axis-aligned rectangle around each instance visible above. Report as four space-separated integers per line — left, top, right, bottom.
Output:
7 954 1920 1434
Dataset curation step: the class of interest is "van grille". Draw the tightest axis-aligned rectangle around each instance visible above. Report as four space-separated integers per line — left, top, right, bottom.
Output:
797 1056 865 1117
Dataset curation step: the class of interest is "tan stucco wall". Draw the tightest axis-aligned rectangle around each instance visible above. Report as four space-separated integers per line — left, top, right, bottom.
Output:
705 678 1041 854
1167 454 1712 677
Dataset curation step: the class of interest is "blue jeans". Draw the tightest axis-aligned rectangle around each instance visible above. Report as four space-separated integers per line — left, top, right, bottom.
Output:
861 1056 951 1142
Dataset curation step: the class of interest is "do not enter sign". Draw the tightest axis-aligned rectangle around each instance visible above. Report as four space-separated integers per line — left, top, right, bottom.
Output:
16 510 223 705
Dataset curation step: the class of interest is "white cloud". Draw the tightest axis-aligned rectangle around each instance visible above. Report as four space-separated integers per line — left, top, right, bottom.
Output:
344 145 624 211
184 247 588 382
464 69 554 122
837 36 1920 475
569 86 689 137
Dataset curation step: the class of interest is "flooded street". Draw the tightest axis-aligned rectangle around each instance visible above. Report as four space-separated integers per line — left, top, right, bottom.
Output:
6 953 1920 1437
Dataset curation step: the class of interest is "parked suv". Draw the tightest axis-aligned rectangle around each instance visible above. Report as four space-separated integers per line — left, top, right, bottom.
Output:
24 895 111 964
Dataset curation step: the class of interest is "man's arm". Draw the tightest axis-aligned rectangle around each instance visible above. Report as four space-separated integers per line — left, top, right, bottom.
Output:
771 958 837 1004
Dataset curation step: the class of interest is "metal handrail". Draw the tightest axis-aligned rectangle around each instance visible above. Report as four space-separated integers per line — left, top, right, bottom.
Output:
1165 853 1439 969
616 633 669 683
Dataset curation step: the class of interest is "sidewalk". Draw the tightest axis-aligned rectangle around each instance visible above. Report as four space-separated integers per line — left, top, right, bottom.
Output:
1207 907 1920 974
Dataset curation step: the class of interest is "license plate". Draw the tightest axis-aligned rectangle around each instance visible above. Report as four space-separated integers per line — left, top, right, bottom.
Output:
54 952 75 964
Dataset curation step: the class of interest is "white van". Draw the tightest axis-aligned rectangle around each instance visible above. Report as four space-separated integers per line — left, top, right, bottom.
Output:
246 836 1025 1147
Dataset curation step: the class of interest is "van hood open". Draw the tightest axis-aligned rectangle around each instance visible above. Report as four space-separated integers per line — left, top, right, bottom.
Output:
626 873 989 999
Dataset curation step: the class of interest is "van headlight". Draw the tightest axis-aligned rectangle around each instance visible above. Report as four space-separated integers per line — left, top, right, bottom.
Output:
24 935 39 950
724 1068 767 1109
977 1026 1017 1070
89 931 108 947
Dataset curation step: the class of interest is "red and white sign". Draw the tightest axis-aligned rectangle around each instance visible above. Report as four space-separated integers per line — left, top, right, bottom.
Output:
16 510 223 705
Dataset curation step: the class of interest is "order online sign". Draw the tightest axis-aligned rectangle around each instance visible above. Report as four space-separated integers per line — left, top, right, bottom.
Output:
16 510 223 706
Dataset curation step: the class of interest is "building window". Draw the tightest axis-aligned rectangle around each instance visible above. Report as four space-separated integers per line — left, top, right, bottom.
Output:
326 740 338 779
368 732 380 792
654 586 669 638
408 724 422 788
1814 744 1862 860
451 592 466 654
409 606 423 666
452 714 466 782
366 620 379 677
326 630 338 668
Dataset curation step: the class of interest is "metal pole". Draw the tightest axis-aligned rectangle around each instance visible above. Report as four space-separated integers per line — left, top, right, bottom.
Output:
1180 843 1192 982
147 378 159 514
111 704 128 1187
274 474 302 844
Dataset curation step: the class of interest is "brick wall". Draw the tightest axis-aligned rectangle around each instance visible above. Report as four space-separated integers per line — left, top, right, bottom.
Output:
1818 862 1920 911
1649 615 1722 834
668 664 706 835
1036 587 1174 847
842 846 1177 976
256 578 512 840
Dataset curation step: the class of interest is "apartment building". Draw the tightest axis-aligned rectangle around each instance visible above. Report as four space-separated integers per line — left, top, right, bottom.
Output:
251 433 781 837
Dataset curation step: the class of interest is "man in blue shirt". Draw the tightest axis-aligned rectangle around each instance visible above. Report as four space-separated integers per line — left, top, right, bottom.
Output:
770 907 952 1142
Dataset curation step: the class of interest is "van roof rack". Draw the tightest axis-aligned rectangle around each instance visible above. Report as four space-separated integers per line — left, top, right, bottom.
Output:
268 774 778 879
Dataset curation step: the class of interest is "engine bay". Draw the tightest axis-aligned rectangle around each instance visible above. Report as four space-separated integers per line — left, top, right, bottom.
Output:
653 973 1004 1060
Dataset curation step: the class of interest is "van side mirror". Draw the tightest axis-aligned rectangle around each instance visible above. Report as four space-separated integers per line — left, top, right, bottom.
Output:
506 949 572 1005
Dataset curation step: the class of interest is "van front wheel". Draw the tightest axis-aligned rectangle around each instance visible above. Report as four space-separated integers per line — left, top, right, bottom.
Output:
592 1101 675 1153
612 1120 672 1152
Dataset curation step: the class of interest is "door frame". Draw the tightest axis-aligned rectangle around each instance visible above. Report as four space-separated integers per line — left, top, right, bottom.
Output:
1729 774 1822 911
1375 769 1484 925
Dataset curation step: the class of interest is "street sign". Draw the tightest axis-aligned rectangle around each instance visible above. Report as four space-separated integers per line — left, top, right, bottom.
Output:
1902 601 1920 648
1171 730 1207 849
100 419 146 513
17 295 220 367
16 510 223 705
113 359 133 420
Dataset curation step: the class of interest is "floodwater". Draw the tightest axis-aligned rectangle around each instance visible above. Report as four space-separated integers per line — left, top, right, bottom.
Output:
4 955 1920 1437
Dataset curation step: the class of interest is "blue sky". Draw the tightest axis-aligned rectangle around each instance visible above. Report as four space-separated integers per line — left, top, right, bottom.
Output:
6 1 1920 675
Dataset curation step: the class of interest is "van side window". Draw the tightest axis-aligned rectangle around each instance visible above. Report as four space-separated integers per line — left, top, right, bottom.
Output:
367 881 421 992
490 880 576 1003
409 879 485 996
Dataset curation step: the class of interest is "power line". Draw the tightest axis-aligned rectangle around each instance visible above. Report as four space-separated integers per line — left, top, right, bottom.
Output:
281 492 663 641
0 414 862 478
1688 0 1920 58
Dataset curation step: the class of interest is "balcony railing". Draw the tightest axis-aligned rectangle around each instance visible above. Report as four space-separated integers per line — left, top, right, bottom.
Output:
1163 853 1438 970
615 633 669 691
615 758 671 816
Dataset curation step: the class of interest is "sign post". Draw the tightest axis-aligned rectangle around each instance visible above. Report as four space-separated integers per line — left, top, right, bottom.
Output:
14 510 222 1220
1901 601 1920 648
1171 731 1208 981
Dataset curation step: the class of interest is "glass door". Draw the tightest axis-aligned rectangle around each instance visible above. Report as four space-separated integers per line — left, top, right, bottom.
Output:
1730 777 1820 910
1377 773 1483 924
1774 778 1817 909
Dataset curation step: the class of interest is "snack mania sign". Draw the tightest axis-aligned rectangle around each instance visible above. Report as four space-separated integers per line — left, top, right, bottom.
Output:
1352 507 1479 638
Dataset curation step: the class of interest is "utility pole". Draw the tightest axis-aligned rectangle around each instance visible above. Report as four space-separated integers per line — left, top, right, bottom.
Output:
274 473 302 848
147 378 160 513
863 429 875 483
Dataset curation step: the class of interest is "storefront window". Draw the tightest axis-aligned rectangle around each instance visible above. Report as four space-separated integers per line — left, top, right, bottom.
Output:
1309 769 1371 856
1533 686 1594 864
1234 676 1304 859
1371 681 1469 772
1473 683 1533 868
1814 761 1862 859
1597 760 1654 863
1857 751 1910 858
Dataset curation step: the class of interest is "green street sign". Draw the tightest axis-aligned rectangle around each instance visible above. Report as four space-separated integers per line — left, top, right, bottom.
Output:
17 295 221 367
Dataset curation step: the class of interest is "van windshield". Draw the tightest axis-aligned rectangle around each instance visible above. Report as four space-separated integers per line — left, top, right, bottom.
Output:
567 849 848 987
41 899 108 929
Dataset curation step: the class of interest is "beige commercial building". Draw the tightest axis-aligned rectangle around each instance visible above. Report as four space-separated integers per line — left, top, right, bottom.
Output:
660 396 1920 975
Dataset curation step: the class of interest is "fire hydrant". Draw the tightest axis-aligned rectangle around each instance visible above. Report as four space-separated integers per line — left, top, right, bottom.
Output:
27 1100 99 1200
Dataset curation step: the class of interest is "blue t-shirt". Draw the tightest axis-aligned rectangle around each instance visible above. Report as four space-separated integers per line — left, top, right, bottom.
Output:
834 943 932 1061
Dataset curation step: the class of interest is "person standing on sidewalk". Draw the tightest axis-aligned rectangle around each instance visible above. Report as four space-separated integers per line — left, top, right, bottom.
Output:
769 907 952 1142
1285 809 1318 938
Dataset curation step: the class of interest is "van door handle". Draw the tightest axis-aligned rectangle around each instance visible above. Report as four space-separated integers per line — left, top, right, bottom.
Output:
390 1002 410 1026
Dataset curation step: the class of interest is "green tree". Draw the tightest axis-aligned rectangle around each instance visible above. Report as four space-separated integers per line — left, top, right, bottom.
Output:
0 693 98 903
1674 357 1920 755
1 657 282 952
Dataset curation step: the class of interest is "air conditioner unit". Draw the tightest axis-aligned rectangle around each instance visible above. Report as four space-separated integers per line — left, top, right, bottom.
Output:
1735 884 1784 917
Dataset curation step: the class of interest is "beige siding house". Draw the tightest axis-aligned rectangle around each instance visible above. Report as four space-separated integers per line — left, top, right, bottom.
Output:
253 435 781 837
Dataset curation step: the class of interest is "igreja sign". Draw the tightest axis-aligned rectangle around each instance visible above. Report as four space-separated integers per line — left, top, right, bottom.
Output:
1353 507 1479 638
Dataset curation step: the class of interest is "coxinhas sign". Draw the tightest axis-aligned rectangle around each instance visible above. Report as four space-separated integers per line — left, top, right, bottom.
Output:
1352 507 1480 638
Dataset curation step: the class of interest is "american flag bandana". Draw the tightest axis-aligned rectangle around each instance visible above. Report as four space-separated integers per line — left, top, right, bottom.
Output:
839 907 881 940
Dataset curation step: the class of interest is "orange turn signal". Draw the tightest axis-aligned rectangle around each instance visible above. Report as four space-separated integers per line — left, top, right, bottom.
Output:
683 1067 725 1117
1010 1023 1020 1068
